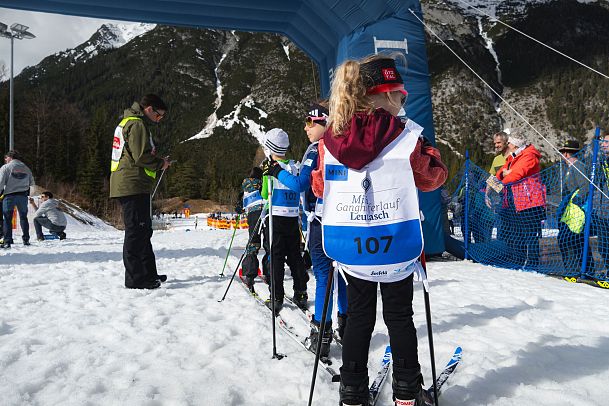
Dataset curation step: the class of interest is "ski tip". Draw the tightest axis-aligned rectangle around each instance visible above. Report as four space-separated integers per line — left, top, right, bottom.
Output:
447 346 463 366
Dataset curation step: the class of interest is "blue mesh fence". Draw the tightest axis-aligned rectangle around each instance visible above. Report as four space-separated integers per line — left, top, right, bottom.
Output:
446 137 609 281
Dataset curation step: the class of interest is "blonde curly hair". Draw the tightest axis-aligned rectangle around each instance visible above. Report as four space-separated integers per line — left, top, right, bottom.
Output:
328 53 406 136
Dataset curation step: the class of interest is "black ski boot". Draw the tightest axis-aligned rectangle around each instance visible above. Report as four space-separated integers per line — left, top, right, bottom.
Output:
293 290 308 310
245 276 256 293
265 298 283 315
339 368 369 406
337 313 348 341
392 365 425 406
307 318 333 358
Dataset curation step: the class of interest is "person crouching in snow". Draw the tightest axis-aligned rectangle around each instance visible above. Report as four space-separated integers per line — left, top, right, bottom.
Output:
261 128 309 314
29 191 67 241
311 54 447 406
266 101 348 360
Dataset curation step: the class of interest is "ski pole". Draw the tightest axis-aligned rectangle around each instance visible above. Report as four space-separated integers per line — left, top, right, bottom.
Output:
151 159 176 200
151 168 167 200
420 252 439 405
219 214 240 277
218 212 264 302
268 175 284 360
307 267 334 406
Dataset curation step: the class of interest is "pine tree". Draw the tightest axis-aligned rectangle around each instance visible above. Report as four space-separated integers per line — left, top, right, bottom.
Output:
78 107 108 209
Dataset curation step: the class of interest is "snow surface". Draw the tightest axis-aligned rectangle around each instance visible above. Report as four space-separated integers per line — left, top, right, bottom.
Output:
1 218 608 405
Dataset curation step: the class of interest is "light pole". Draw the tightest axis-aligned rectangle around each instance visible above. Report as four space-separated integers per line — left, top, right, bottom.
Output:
0 22 35 151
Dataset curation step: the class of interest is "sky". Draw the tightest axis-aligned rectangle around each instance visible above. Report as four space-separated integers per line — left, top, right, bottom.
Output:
0 7 122 76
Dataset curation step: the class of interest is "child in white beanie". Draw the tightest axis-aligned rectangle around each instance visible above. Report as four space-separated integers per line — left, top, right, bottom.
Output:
260 128 309 314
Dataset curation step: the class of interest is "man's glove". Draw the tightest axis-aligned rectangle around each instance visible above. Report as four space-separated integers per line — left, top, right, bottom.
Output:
262 159 282 178
261 159 275 176
268 161 283 178
235 202 244 214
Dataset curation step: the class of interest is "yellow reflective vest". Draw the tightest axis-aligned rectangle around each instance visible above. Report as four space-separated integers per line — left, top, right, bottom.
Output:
111 117 156 179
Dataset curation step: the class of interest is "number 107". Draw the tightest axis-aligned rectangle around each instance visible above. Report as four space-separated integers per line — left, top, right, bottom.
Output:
354 236 393 254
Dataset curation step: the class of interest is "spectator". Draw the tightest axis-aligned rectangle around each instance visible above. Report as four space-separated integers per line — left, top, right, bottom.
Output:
591 132 609 271
556 140 592 271
496 135 546 268
489 131 509 175
0 150 34 248
486 131 511 242
110 94 171 289
29 191 67 241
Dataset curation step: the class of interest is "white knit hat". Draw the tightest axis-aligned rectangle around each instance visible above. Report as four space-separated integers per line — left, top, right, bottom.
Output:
264 128 290 155
508 136 525 148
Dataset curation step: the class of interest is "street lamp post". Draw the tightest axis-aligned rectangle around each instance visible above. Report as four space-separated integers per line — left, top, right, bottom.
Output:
0 22 35 151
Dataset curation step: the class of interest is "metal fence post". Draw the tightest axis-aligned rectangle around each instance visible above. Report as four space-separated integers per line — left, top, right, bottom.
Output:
464 150 470 260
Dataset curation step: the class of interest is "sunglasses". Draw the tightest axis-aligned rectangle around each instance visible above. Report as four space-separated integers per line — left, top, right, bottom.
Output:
305 116 326 128
153 108 165 119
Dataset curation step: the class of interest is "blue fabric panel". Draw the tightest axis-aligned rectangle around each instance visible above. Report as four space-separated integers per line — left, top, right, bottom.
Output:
323 220 423 266
325 164 349 181
272 189 299 207
243 192 262 208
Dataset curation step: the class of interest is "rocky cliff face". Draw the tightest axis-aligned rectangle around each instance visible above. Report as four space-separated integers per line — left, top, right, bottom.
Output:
423 0 609 171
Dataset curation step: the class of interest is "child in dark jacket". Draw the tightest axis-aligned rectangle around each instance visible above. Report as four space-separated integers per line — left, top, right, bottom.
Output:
267 102 348 359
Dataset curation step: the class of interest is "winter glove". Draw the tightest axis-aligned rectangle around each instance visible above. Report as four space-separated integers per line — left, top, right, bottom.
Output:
420 136 433 149
261 159 275 176
267 161 283 178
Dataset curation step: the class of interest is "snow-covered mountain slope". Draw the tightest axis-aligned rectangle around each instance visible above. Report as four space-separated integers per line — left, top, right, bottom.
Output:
56 22 156 63
0 224 607 405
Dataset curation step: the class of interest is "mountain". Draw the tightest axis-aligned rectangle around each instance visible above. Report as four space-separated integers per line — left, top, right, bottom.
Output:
1 0 609 218
423 0 609 173
0 23 318 216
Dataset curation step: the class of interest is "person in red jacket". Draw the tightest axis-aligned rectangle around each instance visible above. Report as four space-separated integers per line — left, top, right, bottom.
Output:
496 135 546 268
312 54 447 406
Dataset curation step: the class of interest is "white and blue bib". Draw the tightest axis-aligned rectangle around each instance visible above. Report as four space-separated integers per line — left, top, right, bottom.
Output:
243 190 263 211
271 160 300 217
322 120 424 283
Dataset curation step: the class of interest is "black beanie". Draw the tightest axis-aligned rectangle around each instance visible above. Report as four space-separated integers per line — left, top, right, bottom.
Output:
360 58 406 95
307 102 329 119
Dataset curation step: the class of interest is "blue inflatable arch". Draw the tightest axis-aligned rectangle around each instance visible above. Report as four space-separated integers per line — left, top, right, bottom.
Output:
0 0 445 254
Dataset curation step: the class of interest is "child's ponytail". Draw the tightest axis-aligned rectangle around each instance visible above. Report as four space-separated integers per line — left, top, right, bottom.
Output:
328 60 372 136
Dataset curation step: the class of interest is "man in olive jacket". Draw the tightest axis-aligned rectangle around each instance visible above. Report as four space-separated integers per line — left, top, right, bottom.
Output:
110 94 171 289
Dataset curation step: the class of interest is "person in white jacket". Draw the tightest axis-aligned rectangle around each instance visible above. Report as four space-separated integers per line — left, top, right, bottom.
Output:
29 191 67 241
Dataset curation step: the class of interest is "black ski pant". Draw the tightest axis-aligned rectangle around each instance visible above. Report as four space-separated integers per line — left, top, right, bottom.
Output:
242 208 264 280
558 222 594 273
340 273 419 385
34 216 66 240
118 194 159 288
263 215 308 301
